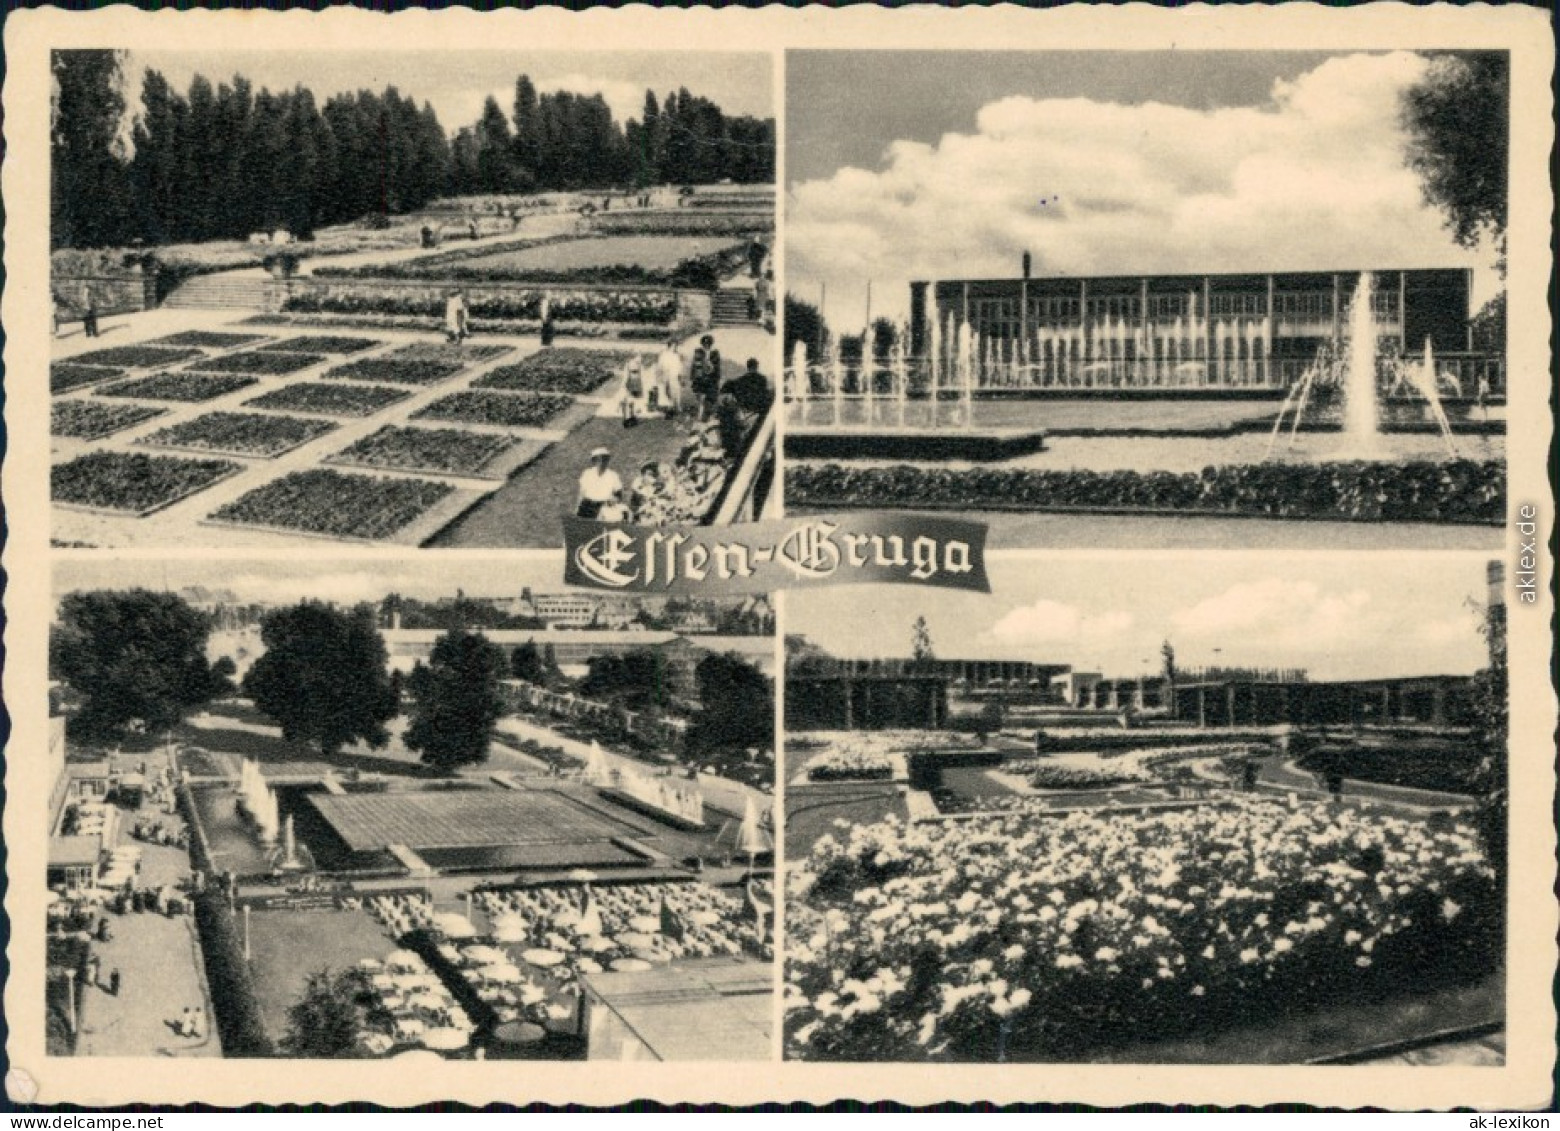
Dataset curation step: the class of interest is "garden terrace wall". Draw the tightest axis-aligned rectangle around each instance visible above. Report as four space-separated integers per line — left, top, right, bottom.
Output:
53 273 159 317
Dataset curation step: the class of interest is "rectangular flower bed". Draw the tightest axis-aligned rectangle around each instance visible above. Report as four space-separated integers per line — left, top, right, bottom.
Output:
53 450 241 515
70 345 203 370
329 425 514 477
52 363 126 395
97 372 258 402
146 331 270 350
283 283 678 326
209 468 454 541
138 411 338 458
190 350 326 376
244 382 410 417
474 348 638 396
786 461 1507 526
387 342 510 365
52 400 167 440
412 390 574 429
322 356 468 386
807 742 895 782
255 335 382 355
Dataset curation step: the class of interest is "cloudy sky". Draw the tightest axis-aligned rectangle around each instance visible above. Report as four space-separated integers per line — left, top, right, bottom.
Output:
53 558 570 609
128 50 772 139
786 557 1495 681
786 50 1501 328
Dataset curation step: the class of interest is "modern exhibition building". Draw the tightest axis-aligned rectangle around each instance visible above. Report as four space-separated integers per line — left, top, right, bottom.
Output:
908 266 1502 394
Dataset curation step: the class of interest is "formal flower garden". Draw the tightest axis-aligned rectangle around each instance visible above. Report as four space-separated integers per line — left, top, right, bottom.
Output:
96 372 259 402
474 348 645 396
785 797 1498 1061
52 400 166 440
51 363 125 394
331 425 514 477
190 349 327 376
137 411 338 457
209 468 454 540
244 381 410 417
806 742 896 782
413 390 574 430
53 450 240 514
1014 762 1148 790
786 461 1506 525
319 342 508 387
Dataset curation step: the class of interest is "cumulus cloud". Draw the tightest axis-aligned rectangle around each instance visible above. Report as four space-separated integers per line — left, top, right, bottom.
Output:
991 599 1133 644
788 52 1496 325
1170 579 1371 645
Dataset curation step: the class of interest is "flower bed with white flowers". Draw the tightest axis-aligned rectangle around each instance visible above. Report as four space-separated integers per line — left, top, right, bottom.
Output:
785 797 1498 1061
807 742 896 783
283 282 679 326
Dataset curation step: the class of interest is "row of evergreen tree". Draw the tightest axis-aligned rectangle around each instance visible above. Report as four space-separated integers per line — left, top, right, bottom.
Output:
51 50 774 249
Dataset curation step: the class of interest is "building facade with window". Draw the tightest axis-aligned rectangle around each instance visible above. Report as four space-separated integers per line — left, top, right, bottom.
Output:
908 267 1501 393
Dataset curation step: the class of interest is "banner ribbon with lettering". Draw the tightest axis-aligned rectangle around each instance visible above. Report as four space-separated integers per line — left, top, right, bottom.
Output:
562 514 990 594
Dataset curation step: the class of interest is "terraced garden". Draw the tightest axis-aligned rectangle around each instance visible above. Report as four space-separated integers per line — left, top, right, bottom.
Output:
209 468 454 540
138 411 338 457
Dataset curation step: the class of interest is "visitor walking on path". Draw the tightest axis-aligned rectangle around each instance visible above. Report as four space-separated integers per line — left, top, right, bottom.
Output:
656 336 684 418
83 292 100 338
444 290 469 346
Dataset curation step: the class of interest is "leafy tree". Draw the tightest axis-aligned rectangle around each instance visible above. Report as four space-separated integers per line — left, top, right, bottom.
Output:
910 616 935 664
784 296 827 366
51 49 134 248
510 641 548 685
281 969 361 1058
579 649 676 714
871 317 899 362
50 589 226 741
1400 51 1509 264
1469 291 1506 354
242 601 397 756
686 652 773 755
404 628 507 770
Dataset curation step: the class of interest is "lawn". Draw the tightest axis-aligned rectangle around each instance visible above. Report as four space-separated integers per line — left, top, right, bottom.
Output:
245 907 395 1045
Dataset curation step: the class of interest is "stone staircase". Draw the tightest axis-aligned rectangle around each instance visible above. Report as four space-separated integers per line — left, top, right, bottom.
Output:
711 286 756 327
163 274 280 311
